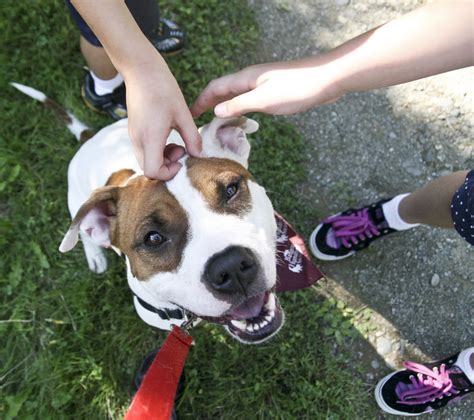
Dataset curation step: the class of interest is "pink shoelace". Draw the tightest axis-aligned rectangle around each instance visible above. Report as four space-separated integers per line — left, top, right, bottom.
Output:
396 362 459 405
325 208 380 248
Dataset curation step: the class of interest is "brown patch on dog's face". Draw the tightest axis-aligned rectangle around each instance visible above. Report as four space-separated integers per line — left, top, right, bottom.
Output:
106 169 136 187
111 177 189 280
186 157 254 216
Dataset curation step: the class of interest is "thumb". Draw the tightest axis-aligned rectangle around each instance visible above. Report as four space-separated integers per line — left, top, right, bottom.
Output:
214 86 269 117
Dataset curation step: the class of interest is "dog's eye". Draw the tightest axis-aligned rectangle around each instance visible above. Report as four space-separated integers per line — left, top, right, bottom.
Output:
225 182 239 200
144 231 166 247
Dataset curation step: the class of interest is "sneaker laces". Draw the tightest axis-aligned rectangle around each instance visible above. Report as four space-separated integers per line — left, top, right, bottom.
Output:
324 209 380 248
396 361 460 405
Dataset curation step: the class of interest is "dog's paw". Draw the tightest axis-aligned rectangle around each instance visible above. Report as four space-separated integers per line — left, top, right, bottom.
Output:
86 251 108 274
82 239 108 274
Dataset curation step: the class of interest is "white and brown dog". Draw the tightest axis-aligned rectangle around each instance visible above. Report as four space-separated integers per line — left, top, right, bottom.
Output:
12 83 284 344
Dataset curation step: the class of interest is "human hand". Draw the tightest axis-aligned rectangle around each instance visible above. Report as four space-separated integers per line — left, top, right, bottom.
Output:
191 59 345 118
125 60 202 180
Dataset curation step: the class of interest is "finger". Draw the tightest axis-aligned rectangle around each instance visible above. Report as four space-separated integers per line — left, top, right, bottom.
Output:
155 161 183 181
163 143 186 163
131 141 145 170
190 72 253 118
142 127 170 180
214 84 271 117
176 113 202 158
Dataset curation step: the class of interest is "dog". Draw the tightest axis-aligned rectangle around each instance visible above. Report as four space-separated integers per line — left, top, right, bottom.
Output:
12 83 284 344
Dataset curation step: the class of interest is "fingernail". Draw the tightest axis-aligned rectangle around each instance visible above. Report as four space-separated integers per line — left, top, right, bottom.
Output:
214 103 227 118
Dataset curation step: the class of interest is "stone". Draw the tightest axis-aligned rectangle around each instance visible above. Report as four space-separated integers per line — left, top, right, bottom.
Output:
376 337 392 356
371 360 380 369
431 273 440 287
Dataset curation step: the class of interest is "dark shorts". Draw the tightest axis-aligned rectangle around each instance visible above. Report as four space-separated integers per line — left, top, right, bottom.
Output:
451 170 474 245
64 0 160 47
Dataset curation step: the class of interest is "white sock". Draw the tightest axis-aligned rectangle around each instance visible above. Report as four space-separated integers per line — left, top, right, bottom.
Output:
382 193 420 231
90 71 123 96
455 347 474 384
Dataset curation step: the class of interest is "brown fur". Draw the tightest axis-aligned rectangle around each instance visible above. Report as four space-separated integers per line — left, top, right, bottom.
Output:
112 177 189 280
44 98 71 124
106 169 136 187
79 129 96 143
69 176 189 281
186 157 253 216
43 98 95 143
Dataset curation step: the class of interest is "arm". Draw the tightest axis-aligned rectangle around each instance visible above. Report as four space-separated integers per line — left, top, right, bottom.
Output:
191 0 474 118
71 0 201 180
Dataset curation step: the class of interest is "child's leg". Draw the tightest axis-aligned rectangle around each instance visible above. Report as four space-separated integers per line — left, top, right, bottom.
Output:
310 170 473 260
65 0 185 119
79 36 118 80
399 171 469 228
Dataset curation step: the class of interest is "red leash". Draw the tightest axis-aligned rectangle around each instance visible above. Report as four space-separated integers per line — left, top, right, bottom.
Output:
125 326 193 420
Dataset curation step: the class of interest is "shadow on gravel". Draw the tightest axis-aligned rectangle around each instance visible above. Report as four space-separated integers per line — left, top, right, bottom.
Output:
246 0 474 417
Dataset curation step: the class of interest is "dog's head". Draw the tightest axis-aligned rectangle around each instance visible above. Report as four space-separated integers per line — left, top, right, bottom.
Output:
60 117 283 344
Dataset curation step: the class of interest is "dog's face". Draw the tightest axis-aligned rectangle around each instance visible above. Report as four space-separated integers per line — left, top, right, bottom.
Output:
60 118 284 344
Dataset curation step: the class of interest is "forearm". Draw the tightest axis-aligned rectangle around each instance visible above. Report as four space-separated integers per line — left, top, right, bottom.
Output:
70 0 167 79
323 0 474 94
191 0 473 118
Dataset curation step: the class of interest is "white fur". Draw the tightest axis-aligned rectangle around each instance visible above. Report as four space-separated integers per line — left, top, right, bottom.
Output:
66 112 90 141
198 117 258 168
11 82 90 141
11 82 47 102
126 157 276 317
62 116 276 327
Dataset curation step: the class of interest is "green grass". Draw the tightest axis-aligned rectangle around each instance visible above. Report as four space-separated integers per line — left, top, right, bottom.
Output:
0 1 376 418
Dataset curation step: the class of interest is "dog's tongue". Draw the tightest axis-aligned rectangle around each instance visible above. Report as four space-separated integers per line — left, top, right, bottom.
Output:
227 293 265 320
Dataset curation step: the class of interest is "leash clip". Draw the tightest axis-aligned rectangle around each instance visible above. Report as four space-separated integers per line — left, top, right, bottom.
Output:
180 313 197 333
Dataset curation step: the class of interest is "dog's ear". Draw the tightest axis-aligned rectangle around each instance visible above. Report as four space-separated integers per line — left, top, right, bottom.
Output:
59 186 118 253
199 117 259 168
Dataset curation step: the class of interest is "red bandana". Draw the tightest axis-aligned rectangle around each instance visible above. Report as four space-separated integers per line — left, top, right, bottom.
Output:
274 212 323 292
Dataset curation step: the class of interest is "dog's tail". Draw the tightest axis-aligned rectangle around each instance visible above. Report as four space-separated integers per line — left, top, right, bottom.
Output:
11 82 95 143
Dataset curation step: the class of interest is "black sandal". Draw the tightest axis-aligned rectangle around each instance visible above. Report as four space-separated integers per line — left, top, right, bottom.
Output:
152 17 187 56
81 71 127 120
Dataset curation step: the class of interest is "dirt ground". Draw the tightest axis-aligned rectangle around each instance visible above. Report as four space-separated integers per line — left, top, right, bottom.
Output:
248 0 473 417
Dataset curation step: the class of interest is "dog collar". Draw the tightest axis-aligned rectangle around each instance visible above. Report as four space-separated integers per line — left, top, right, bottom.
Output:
128 212 323 331
133 294 186 321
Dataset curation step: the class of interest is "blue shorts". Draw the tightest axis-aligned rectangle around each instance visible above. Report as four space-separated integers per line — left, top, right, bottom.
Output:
64 0 160 47
451 170 474 245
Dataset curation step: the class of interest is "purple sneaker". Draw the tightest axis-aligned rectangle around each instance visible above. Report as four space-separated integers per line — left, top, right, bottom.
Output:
375 352 474 416
309 198 397 261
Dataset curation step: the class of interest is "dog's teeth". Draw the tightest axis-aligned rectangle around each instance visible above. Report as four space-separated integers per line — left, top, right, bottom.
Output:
253 323 260 331
266 293 276 310
260 320 268 328
269 310 275 318
230 320 247 330
247 324 254 332
265 315 273 322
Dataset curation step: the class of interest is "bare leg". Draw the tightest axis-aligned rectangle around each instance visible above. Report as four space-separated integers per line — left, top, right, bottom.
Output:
80 36 118 80
399 171 469 228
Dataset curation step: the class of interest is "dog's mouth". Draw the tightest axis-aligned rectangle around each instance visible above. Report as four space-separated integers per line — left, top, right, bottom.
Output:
200 291 284 344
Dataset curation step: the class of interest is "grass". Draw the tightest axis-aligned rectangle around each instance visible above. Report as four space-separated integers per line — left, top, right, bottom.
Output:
0 1 376 418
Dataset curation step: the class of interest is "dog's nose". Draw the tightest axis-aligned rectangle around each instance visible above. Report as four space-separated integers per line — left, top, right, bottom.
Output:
205 246 258 294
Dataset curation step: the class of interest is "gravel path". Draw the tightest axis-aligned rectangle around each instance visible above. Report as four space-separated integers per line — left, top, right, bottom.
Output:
248 0 473 417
